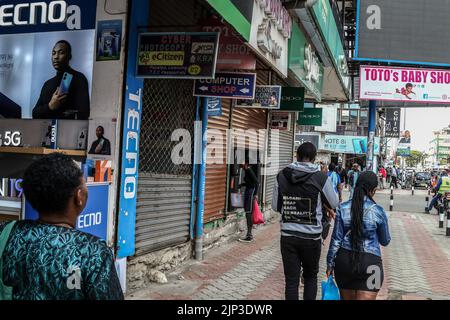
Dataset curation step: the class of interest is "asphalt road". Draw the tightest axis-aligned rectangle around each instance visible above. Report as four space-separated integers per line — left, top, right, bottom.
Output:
342 188 430 214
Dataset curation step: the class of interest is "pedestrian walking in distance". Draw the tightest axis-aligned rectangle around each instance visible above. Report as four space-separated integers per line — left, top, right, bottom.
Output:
0 154 124 300
326 171 391 300
347 163 360 199
238 161 260 243
272 142 339 300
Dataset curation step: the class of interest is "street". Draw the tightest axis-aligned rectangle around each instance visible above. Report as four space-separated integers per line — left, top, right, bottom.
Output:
128 188 450 300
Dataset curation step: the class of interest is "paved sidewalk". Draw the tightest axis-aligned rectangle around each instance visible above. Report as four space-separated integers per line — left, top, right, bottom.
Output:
127 208 450 300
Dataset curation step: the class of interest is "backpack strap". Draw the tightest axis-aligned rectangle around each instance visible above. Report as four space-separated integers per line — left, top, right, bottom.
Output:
0 221 16 259
0 221 17 300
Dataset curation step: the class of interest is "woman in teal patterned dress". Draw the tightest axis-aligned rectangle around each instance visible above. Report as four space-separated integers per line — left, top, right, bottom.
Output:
0 153 124 300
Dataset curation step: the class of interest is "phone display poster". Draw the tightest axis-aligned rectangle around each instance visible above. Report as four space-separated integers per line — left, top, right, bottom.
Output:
0 0 97 120
87 118 117 160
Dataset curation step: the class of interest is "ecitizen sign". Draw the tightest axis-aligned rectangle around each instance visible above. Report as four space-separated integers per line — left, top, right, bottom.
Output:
193 72 256 99
136 32 219 79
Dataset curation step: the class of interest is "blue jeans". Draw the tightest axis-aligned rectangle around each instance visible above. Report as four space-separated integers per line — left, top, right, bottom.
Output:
428 194 441 211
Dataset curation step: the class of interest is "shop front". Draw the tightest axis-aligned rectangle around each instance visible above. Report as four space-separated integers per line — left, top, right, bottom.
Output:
319 134 381 170
203 0 298 219
0 0 128 287
0 0 127 240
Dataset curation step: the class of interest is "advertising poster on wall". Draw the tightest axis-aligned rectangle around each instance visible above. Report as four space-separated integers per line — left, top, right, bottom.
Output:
87 118 117 160
271 112 291 131
136 32 219 79
235 86 281 109
96 20 123 61
397 130 412 157
0 0 97 120
360 65 450 103
385 108 401 138
24 183 109 240
295 133 320 149
320 135 381 155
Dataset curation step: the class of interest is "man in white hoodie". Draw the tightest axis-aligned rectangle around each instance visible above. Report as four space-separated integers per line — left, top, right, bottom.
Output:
272 142 339 300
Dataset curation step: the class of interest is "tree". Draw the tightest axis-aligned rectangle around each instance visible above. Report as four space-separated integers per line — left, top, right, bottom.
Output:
405 150 427 167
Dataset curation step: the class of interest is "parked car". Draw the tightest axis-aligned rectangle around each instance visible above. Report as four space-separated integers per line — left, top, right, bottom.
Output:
414 171 431 188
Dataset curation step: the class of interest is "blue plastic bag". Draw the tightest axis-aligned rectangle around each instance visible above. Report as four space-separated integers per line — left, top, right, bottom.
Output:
321 276 340 300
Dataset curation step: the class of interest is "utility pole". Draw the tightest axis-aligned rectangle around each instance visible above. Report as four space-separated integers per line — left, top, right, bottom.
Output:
367 100 377 173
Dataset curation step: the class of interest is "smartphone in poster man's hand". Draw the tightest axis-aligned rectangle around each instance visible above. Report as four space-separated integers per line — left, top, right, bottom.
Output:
59 72 73 95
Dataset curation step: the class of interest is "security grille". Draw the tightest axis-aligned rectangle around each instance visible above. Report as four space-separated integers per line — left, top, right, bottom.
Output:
135 79 195 256
139 79 195 175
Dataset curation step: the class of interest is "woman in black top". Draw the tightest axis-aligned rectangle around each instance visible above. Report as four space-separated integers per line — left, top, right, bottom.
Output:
238 162 259 243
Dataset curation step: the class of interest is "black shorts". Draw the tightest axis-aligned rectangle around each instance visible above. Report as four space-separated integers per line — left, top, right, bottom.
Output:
334 248 384 292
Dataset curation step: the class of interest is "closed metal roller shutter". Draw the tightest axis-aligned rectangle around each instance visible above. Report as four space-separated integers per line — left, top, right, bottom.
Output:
264 114 295 208
135 174 191 255
135 79 195 256
204 100 231 222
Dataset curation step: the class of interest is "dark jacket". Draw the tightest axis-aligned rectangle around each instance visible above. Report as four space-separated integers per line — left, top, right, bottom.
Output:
32 67 90 120
272 162 340 240
241 167 259 193
89 137 111 155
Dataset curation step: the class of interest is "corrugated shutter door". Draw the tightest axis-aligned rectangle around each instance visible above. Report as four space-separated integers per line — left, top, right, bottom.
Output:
135 78 195 256
264 113 295 208
204 100 231 222
136 174 191 254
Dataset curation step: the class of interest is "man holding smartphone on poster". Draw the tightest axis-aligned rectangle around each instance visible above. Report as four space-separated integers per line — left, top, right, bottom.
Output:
32 40 90 120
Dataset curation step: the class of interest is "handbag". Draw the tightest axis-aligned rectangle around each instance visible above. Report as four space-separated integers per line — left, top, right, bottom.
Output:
0 221 17 300
321 275 340 300
230 192 244 208
252 199 265 225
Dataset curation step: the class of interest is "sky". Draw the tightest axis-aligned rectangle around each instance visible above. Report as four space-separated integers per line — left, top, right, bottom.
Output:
400 107 450 152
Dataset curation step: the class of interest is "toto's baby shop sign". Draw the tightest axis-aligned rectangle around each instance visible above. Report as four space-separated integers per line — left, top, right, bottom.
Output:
360 65 450 103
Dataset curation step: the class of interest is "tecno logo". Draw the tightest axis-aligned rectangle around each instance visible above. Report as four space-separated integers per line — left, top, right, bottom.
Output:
123 89 141 200
0 1 82 29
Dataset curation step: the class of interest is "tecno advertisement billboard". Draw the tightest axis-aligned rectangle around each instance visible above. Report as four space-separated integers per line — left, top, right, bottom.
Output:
356 0 450 66
0 0 97 120
360 65 450 103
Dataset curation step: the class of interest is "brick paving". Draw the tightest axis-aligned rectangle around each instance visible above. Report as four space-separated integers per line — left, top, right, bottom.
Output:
128 204 450 300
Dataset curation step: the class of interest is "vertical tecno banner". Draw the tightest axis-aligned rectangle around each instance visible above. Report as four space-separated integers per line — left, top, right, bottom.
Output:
356 0 450 66
385 108 400 138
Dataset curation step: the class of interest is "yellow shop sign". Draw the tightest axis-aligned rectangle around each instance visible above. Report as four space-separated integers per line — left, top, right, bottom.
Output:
139 51 185 66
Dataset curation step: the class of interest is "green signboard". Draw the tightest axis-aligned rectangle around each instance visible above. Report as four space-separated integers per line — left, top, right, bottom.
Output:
280 87 305 112
206 0 252 41
297 108 323 126
396 147 411 157
310 0 349 89
288 23 324 101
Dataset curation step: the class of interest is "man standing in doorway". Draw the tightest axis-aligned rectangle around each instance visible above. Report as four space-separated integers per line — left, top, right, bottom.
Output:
272 142 339 300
